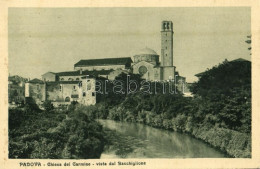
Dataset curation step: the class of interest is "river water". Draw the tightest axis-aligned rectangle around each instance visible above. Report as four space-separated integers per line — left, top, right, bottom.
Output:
98 120 226 159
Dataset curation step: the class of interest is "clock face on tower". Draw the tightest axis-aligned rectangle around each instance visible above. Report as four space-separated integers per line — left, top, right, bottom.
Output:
139 66 147 75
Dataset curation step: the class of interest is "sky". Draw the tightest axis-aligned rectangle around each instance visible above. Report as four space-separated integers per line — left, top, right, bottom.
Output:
8 7 251 82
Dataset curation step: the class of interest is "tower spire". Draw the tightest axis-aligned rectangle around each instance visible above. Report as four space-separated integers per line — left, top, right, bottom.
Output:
161 21 173 67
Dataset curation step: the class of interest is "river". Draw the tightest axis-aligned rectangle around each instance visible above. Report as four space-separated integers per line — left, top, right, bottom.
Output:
98 120 226 158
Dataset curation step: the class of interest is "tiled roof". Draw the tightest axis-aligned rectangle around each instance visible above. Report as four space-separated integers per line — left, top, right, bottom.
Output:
42 72 56 76
135 47 158 55
74 57 132 67
55 70 114 76
28 78 44 84
46 81 81 84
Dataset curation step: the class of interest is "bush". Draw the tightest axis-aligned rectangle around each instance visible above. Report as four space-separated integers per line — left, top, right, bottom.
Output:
9 105 106 159
43 100 54 112
172 114 187 132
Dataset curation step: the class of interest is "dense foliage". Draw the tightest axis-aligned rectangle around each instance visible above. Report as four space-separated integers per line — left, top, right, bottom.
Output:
94 59 251 157
9 59 251 158
190 59 251 132
9 101 105 159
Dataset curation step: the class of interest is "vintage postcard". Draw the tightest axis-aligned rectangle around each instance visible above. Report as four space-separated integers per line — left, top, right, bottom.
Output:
0 0 260 168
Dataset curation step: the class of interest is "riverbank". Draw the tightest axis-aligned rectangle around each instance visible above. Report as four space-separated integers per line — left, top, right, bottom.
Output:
92 60 251 157
99 105 251 158
99 119 226 158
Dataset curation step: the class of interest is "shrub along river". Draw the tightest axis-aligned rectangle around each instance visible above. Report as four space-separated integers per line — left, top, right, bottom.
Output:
98 120 226 158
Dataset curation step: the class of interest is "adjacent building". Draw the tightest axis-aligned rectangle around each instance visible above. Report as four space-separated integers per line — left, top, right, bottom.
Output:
25 76 96 107
8 75 28 106
74 57 132 71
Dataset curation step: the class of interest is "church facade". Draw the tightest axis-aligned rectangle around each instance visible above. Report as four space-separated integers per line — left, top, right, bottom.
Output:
132 21 176 81
72 20 178 82
25 20 186 107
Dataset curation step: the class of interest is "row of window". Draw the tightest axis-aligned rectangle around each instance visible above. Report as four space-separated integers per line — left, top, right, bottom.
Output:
76 67 121 71
45 91 96 102
59 84 92 91
135 56 158 62
63 92 95 102
83 92 95 97
59 85 77 91
60 78 80 81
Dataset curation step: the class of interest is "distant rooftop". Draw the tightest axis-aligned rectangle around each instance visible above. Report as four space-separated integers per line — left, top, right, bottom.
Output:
135 47 158 56
74 57 132 67
28 78 44 84
55 69 114 76
46 81 81 84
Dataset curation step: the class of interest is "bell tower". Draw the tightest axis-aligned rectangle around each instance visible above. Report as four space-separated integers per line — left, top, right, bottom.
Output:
161 21 173 67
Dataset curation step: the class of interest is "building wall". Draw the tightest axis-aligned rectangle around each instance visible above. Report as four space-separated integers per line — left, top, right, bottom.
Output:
61 83 80 102
153 67 162 81
42 72 56 82
25 83 46 105
74 65 125 71
79 78 96 105
162 67 175 81
132 61 158 81
176 76 188 93
46 80 96 106
8 77 27 105
107 69 129 80
25 78 96 107
25 83 29 97
45 83 64 102
59 75 83 81
8 85 25 104
133 54 159 65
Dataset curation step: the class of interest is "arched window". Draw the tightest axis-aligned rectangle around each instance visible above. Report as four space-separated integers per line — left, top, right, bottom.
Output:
68 78 73 81
60 78 64 81
65 97 70 102
76 78 80 81
83 92 86 97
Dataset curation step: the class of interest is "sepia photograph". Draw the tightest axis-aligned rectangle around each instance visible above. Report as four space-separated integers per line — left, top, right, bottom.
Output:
7 7 252 159
1 1 260 168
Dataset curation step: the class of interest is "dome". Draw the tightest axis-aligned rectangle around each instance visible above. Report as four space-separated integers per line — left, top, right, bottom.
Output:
135 47 158 55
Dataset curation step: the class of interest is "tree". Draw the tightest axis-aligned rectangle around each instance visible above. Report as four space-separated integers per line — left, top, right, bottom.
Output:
43 100 54 112
190 59 251 132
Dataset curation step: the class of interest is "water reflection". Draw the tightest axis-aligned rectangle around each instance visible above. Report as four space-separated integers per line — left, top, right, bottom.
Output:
99 120 226 158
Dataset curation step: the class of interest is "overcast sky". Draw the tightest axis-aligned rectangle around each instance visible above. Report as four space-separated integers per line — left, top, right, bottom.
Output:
8 7 251 82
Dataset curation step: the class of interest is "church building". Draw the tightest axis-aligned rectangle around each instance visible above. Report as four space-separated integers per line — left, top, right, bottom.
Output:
132 21 176 81
25 20 186 107
71 21 178 82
